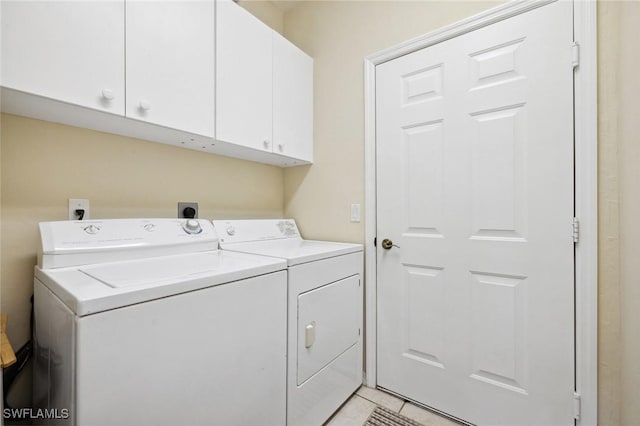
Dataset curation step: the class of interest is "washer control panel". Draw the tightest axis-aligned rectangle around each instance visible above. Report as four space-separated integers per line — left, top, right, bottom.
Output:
40 219 217 255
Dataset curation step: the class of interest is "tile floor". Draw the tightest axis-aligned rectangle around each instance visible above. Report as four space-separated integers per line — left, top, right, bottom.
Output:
325 386 461 426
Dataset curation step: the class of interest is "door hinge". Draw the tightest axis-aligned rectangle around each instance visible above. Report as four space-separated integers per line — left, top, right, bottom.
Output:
573 392 581 420
374 237 377 247
572 217 580 243
358 328 361 336
572 42 580 69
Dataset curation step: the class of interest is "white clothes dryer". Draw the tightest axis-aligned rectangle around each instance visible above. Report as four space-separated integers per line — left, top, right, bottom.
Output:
33 219 288 426
213 219 363 426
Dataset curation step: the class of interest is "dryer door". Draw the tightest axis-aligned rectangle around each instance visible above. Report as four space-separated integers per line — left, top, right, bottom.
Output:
297 275 360 385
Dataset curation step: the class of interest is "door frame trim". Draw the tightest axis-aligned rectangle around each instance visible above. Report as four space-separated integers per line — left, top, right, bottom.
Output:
363 1 598 425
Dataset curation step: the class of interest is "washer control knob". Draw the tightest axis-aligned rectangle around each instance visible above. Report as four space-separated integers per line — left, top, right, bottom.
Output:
83 224 100 235
226 226 235 236
183 219 202 234
143 223 156 232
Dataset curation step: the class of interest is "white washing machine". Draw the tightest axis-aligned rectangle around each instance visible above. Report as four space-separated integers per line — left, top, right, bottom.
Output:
213 219 364 426
33 218 288 426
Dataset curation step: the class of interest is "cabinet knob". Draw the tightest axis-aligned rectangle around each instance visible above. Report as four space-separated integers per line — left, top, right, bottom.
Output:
139 100 151 111
101 89 114 101
263 139 270 149
278 143 284 152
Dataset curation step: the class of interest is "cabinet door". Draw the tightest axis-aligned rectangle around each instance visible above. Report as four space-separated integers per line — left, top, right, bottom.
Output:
273 33 314 162
216 0 272 152
126 0 215 137
1 1 125 114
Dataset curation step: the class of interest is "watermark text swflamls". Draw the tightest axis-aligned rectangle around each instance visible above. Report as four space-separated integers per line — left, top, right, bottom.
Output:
3 408 70 420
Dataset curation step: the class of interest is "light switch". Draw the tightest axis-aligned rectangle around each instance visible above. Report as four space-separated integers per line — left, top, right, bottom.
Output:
350 204 361 223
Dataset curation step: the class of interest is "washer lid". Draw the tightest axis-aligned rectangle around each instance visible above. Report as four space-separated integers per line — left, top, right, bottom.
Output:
35 250 287 316
80 252 227 288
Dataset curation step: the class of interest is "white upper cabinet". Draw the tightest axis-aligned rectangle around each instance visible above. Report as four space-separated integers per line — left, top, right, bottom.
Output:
1 1 125 114
125 0 215 137
273 32 313 163
217 0 314 164
1 0 312 166
216 0 273 152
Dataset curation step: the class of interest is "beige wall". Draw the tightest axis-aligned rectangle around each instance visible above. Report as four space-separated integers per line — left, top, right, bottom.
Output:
281 1 638 424
0 114 284 351
597 2 622 424
282 1 501 242
618 2 640 425
597 2 640 424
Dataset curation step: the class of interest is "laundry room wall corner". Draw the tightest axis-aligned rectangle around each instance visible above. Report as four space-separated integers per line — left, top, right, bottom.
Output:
281 1 503 243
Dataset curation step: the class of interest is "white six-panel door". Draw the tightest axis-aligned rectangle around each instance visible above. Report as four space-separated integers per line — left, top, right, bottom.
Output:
376 2 575 425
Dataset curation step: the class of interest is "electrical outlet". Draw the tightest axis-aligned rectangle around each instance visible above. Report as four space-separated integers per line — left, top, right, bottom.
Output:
69 199 90 220
178 202 198 219
350 204 361 223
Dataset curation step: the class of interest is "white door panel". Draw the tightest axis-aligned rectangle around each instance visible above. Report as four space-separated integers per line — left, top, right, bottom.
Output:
376 2 574 425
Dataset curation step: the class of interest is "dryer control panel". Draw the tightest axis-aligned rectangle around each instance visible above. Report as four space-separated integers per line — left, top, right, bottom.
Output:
213 219 301 244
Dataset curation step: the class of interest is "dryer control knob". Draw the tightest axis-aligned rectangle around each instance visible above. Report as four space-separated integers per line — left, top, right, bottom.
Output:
226 226 235 236
183 219 202 235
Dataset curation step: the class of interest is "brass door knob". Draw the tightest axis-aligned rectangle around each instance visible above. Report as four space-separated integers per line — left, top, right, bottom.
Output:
381 238 399 250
